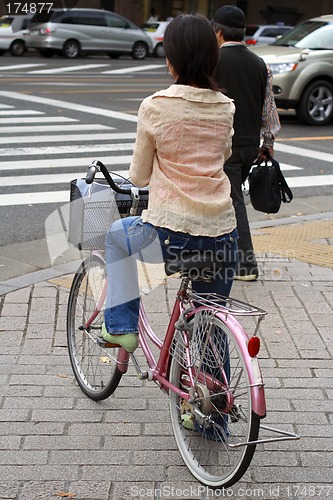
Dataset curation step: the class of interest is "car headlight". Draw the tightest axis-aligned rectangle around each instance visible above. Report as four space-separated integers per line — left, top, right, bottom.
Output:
269 63 298 75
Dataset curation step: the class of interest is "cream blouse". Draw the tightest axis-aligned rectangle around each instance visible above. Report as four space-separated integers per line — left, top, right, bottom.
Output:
129 84 236 237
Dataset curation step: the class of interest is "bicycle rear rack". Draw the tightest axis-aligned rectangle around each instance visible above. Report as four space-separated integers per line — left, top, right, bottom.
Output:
189 292 267 317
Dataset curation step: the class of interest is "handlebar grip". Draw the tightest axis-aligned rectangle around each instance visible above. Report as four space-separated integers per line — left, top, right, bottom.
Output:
85 165 97 184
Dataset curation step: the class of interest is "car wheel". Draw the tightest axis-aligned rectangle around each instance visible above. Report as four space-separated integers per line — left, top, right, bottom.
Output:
63 40 80 59
297 80 333 126
132 42 148 60
9 40 25 56
154 43 165 58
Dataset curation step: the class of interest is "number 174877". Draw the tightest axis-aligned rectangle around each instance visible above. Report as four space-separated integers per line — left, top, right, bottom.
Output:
5 3 54 14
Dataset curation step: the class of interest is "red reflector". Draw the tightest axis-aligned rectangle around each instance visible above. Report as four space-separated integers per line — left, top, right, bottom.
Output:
246 39 257 45
248 336 260 357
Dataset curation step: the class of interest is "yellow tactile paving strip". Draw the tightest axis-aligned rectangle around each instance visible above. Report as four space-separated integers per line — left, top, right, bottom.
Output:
252 219 333 268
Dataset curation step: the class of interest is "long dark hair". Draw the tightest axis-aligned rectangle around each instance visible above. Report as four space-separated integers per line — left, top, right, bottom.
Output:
164 13 219 91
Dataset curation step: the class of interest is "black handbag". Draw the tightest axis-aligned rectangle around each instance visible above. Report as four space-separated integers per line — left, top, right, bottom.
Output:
248 157 293 213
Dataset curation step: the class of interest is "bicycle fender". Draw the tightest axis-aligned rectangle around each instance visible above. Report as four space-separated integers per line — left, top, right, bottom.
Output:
215 312 266 418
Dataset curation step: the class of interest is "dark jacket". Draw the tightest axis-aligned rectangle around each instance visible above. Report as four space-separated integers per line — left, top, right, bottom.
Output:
215 44 267 147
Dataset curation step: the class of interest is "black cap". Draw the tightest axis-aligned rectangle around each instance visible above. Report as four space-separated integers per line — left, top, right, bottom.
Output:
213 5 246 28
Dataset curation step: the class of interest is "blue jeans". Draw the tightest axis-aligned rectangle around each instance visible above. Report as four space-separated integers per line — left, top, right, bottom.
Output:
104 216 238 334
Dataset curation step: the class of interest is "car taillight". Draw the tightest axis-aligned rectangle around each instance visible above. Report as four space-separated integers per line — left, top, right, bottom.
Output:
248 336 260 357
246 39 257 45
154 36 163 41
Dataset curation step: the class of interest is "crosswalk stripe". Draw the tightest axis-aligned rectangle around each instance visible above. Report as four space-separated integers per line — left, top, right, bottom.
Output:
29 64 111 74
0 116 78 124
0 110 44 116
285 174 333 188
0 104 15 109
0 155 133 171
102 64 165 74
0 64 45 71
3 172 333 207
0 91 138 123
0 143 134 156
0 163 301 184
275 142 333 163
0 191 70 206
0 124 113 133
0 132 137 145
0 170 130 187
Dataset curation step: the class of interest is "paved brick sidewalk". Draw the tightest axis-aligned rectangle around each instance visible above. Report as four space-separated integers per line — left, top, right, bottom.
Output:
0 255 332 500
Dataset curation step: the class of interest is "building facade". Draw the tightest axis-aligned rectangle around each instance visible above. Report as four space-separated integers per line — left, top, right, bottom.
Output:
1 0 333 26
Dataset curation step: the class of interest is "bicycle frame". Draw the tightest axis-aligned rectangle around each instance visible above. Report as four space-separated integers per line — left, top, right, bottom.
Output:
85 250 266 418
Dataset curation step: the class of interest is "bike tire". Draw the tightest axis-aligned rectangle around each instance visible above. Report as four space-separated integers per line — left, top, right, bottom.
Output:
67 255 123 400
169 309 260 488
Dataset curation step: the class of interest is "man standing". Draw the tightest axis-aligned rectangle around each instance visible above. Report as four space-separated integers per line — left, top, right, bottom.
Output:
212 5 281 281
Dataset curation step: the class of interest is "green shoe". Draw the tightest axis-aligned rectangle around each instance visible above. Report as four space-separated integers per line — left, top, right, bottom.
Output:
181 413 195 430
101 323 139 353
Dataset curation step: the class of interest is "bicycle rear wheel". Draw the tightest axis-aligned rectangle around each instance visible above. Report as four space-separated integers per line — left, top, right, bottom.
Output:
169 309 260 488
67 255 123 400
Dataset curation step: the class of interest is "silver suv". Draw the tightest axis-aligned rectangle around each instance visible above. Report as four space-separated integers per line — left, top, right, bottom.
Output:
26 8 153 59
251 15 333 125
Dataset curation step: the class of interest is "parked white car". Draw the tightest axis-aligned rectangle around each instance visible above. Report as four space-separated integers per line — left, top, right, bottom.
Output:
142 21 170 57
0 14 32 56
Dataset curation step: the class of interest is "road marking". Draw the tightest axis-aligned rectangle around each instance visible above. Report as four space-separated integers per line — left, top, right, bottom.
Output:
0 64 45 71
0 104 14 109
0 91 138 123
0 170 130 187
3 171 333 207
278 136 333 141
0 155 133 171
285 174 333 188
103 64 165 74
29 64 111 74
0 143 134 156
0 191 69 206
275 143 333 163
0 132 136 144
0 110 44 116
0 116 78 124
0 124 113 133
0 167 303 187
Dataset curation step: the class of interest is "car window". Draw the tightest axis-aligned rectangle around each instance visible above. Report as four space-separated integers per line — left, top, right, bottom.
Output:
105 13 128 29
273 21 333 49
0 16 14 27
260 28 280 37
61 11 107 27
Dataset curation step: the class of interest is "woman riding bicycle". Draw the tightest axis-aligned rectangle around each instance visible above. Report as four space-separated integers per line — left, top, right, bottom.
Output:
102 12 238 353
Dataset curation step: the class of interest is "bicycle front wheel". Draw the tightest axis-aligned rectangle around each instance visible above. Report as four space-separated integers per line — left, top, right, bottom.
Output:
169 309 260 488
67 255 123 400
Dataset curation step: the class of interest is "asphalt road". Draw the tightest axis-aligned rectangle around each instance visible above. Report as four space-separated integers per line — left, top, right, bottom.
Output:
0 53 333 278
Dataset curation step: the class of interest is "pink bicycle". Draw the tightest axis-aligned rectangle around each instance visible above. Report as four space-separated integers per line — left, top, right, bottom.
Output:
66 161 299 488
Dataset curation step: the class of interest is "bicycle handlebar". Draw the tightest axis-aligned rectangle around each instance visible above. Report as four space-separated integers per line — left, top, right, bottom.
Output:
86 159 148 196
